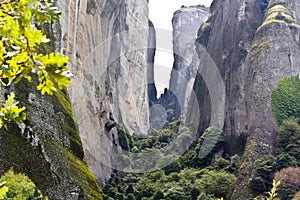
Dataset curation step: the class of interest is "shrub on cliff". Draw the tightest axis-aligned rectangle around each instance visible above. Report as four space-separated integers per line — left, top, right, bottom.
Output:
196 170 236 198
250 155 276 192
271 77 300 125
274 167 300 200
0 169 47 199
276 117 300 161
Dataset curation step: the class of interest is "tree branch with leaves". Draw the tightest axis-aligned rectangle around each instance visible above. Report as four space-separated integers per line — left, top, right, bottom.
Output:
0 0 71 128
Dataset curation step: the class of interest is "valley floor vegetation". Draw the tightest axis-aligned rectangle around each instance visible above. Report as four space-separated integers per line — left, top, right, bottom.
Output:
103 77 300 200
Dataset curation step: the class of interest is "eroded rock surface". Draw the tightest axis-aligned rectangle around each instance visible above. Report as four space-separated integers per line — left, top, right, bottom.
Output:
169 5 209 117
58 0 150 185
188 0 300 199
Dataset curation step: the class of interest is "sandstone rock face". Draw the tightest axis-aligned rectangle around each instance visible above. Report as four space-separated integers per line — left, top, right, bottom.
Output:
189 0 300 198
169 6 209 118
57 0 150 185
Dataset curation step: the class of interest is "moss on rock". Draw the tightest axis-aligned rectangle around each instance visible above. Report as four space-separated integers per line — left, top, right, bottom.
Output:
256 1 300 33
0 70 102 199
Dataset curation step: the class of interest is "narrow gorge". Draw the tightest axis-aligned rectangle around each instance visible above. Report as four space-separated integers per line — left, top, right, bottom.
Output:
0 0 300 199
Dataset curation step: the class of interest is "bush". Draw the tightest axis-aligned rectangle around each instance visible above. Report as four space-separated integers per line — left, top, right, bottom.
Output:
274 167 300 200
196 170 236 198
271 77 300 125
0 169 47 199
127 193 136 200
250 155 276 192
275 153 298 171
226 154 241 175
164 185 190 200
277 117 300 161
212 158 230 171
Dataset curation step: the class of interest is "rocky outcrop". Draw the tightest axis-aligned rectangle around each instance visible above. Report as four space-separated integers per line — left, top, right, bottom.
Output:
189 0 300 198
233 0 300 199
189 0 266 153
147 20 157 106
169 5 209 118
0 61 101 198
58 0 150 185
149 6 209 129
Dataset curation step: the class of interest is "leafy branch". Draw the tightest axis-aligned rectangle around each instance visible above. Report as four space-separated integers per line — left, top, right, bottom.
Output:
0 0 71 128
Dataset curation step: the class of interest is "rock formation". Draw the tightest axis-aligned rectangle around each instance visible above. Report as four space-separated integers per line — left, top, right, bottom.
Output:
233 0 300 198
188 0 300 198
0 36 101 200
147 20 157 106
149 5 210 129
57 0 151 185
169 5 210 119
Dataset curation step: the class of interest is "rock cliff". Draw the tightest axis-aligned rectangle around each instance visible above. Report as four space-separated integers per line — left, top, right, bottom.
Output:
189 0 300 198
0 30 102 200
169 5 209 119
58 0 150 185
233 0 300 198
149 5 209 129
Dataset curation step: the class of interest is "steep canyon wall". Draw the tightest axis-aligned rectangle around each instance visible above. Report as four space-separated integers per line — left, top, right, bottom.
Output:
188 0 300 198
58 0 151 185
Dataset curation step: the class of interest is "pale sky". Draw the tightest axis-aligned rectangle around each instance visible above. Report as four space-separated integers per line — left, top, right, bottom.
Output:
149 0 213 96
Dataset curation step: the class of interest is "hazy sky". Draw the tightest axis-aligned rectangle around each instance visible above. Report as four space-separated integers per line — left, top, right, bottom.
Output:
149 0 213 95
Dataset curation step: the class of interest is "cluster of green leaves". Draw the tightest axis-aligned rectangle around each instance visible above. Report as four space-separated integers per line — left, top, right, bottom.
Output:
103 168 236 200
0 0 71 127
277 117 300 161
258 76 300 199
104 126 238 200
118 122 179 153
274 167 300 200
117 125 226 174
254 180 281 200
271 77 300 125
250 153 298 193
0 169 47 199
179 127 225 169
0 93 25 128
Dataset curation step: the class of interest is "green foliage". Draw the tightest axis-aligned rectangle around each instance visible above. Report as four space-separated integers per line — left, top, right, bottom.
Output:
254 180 280 200
250 155 276 192
103 167 236 200
196 170 236 198
0 182 8 199
0 0 71 127
226 154 242 175
0 169 47 199
271 77 300 125
276 117 300 161
0 93 26 128
182 127 225 168
274 167 300 200
104 125 230 200
118 124 133 151
274 153 298 170
249 152 298 195
211 158 230 171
